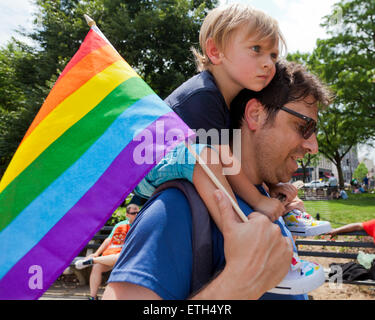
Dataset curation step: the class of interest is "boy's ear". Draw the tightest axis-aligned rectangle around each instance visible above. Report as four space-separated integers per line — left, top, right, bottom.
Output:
205 38 223 65
244 99 265 131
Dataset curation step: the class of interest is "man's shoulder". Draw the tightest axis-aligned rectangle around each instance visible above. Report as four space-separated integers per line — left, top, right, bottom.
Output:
115 219 130 225
110 188 198 299
113 220 129 229
138 188 193 225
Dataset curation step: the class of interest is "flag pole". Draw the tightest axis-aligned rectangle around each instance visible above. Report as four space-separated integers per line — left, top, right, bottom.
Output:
84 14 96 27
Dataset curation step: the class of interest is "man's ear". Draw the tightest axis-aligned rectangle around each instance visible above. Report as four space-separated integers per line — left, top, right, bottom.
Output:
205 38 223 65
243 99 265 131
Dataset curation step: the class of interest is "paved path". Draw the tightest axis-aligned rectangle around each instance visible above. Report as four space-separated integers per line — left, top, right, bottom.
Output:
40 280 105 300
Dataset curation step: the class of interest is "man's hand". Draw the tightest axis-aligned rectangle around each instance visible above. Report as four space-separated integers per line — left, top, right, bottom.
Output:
193 190 293 300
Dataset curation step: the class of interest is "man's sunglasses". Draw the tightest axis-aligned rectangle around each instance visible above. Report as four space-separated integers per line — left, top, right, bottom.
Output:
127 211 139 215
280 106 317 139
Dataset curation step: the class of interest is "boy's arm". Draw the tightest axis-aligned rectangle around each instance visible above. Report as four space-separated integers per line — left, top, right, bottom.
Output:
193 144 284 232
268 183 298 203
216 144 285 222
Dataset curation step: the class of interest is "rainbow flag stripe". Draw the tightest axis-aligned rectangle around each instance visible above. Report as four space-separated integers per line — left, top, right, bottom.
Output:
0 26 194 299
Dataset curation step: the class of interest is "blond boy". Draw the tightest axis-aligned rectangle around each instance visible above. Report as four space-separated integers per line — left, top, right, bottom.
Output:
135 3 294 231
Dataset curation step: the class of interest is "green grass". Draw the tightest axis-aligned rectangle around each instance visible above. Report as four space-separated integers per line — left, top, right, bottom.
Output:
107 192 375 228
304 193 375 228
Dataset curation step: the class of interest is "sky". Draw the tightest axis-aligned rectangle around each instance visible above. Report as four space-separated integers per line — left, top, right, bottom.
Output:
0 0 374 163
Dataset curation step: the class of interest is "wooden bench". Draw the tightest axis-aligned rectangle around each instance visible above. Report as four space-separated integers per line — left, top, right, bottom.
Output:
67 227 375 287
65 226 114 285
296 230 375 286
299 187 330 201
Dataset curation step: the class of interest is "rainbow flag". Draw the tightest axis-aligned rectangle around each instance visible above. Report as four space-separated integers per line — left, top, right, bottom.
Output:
0 25 194 299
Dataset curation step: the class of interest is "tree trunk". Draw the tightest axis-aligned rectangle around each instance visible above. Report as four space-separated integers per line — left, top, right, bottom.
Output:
301 164 308 182
335 157 345 188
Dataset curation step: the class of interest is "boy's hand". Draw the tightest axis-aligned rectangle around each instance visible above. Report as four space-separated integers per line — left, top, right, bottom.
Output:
284 196 306 214
269 183 298 204
253 195 285 222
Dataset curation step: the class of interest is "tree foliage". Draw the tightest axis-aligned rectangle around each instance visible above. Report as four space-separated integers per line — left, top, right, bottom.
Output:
0 0 217 177
27 0 216 98
317 0 375 121
353 162 369 181
287 0 375 187
297 153 321 183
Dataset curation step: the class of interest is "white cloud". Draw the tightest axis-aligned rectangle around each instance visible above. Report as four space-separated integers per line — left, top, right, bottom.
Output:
0 0 35 46
272 0 338 53
223 0 338 53
272 0 288 10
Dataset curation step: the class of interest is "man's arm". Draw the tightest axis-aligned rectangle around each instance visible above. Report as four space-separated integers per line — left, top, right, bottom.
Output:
103 190 292 300
191 190 292 300
103 282 162 299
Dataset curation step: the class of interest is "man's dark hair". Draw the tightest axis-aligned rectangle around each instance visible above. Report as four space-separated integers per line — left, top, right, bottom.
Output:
230 60 333 130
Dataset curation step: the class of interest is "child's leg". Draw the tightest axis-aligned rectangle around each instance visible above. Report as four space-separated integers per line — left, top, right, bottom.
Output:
192 146 238 232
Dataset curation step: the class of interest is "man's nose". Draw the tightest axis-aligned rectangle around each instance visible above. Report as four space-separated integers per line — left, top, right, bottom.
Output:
302 133 319 155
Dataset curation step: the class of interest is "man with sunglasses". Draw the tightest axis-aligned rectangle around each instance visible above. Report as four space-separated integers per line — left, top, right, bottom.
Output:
103 61 332 300
75 203 140 299
230 61 332 238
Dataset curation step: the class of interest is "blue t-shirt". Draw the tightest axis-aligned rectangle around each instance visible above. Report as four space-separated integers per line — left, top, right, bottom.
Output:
109 187 306 300
165 70 230 145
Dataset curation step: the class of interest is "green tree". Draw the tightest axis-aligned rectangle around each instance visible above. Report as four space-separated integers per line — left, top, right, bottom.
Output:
318 0 375 123
287 0 375 187
0 0 217 179
298 153 321 183
0 42 52 176
310 0 375 186
27 0 216 98
353 162 369 181
316 106 368 187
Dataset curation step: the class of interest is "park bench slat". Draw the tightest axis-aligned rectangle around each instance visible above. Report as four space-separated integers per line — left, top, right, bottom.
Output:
296 231 375 287
298 250 359 259
295 239 375 248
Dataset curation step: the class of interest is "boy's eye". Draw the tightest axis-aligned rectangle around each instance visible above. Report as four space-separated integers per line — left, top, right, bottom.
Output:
251 45 261 53
271 53 278 60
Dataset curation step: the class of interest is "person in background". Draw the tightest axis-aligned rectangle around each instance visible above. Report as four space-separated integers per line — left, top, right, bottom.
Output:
75 204 140 300
327 173 338 199
339 189 348 200
327 219 375 243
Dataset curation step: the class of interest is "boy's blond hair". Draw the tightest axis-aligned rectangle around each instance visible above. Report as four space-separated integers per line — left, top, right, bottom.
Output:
192 3 287 72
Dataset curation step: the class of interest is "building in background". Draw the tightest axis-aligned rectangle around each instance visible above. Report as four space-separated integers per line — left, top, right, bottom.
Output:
292 147 359 183
359 157 375 178
332 147 360 182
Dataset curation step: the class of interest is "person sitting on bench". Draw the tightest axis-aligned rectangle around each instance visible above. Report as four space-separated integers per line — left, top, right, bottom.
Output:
75 204 140 300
